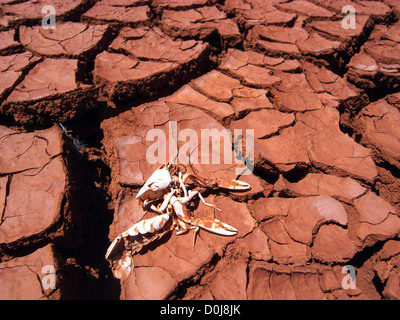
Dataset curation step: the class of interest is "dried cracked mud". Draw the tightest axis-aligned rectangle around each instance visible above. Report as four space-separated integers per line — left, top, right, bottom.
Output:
0 0 399 300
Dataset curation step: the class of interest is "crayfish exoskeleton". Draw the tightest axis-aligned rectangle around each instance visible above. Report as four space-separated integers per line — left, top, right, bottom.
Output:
105 162 251 279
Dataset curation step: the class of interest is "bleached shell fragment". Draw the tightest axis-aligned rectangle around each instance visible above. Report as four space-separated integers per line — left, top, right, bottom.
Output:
151 214 170 231
137 220 148 234
127 225 139 237
131 214 170 235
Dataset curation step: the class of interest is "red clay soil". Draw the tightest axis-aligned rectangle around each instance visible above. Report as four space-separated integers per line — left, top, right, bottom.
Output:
0 0 399 300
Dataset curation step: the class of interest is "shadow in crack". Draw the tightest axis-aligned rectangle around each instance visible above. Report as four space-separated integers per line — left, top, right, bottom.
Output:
56 140 121 299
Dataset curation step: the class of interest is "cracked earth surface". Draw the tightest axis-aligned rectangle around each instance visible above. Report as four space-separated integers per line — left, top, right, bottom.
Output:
0 0 399 300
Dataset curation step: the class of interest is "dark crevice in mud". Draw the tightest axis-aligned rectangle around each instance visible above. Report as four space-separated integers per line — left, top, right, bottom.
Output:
347 240 386 269
0 196 66 262
373 164 400 209
58 103 108 151
166 252 221 300
55 137 120 299
375 161 400 180
77 25 121 86
252 165 279 186
335 19 375 76
345 237 399 299
363 86 400 104
59 0 96 23
337 95 369 149
204 30 227 58
372 274 385 298
281 164 314 183
0 56 43 108
0 113 25 131
82 58 216 130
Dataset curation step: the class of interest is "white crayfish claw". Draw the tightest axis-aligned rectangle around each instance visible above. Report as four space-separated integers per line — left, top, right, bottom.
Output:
136 163 174 202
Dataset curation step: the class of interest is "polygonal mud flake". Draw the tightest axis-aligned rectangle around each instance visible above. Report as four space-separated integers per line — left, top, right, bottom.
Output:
0 125 66 246
275 0 336 18
302 61 359 102
246 10 372 69
109 27 207 63
0 30 21 54
94 27 211 102
19 23 111 58
166 84 235 121
253 196 348 244
317 0 392 19
246 262 368 300
223 0 298 28
271 72 325 112
295 32 341 57
311 224 358 263
161 6 241 47
308 15 372 41
252 107 378 182
260 218 310 265
1 0 91 26
355 98 400 168
353 192 400 243
0 52 41 103
218 49 363 111
236 228 271 261
251 24 309 46
123 266 177 300
1 58 98 124
274 173 367 201
6 58 79 102
373 240 400 300
0 244 60 299
219 49 281 74
82 0 150 26
347 22 400 90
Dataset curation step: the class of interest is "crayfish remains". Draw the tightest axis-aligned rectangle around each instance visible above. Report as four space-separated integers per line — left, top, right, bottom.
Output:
105 162 251 279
